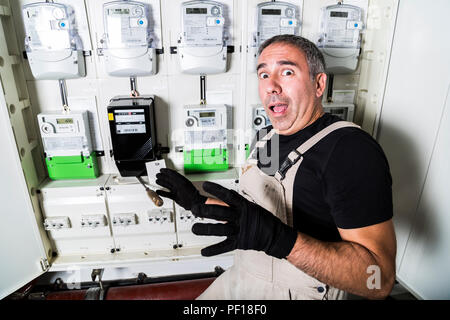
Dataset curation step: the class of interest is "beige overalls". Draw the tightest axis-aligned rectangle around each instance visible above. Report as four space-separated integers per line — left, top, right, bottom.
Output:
197 121 360 300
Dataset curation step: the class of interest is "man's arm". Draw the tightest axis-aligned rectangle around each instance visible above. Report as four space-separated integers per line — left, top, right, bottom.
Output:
286 219 396 299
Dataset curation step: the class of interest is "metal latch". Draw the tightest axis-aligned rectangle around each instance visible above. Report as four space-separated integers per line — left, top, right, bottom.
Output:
85 269 105 300
40 258 49 272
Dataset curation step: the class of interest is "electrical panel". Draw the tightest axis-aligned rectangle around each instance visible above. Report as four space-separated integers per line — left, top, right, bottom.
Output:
0 0 400 298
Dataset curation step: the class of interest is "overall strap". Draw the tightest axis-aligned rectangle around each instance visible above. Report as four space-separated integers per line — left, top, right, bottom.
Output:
247 129 276 165
274 121 360 181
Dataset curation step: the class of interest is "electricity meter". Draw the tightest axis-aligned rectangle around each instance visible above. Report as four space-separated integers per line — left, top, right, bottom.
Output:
102 1 156 77
249 1 300 71
317 3 364 74
184 104 232 172
252 105 271 132
256 1 299 46
37 111 99 180
178 0 227 75
23 2 86 80
323 103 355 122
108 96 157 177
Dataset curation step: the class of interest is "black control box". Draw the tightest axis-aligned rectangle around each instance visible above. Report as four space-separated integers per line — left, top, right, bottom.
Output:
108 95 157 177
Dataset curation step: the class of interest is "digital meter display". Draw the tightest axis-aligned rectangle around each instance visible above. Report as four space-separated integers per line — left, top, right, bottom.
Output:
330 11 348 18
262 9 282 15
108 8 130 15
56 118 74 124
200 112 215 118
186 8 207 14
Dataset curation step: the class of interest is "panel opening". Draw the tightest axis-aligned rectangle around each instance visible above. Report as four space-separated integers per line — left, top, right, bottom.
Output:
21 105 37 143
0 14 20 56
31 145 46 182
11 63 28 101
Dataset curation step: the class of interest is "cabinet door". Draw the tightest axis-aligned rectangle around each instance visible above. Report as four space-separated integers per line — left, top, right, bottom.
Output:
376 0 450 298
0 87 47 299
397 86 450 299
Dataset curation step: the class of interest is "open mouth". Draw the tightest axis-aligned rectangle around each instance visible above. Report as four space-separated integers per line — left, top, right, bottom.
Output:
269 103 288 116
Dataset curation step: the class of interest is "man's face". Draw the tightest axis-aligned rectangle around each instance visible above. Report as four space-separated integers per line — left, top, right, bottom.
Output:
257 42 324 135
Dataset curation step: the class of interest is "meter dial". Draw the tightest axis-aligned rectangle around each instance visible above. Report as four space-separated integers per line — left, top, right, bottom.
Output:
285 8 294 18
186 117 196 127
133 6 144 17
41 122 55 134
254 117 263 126
211 6 220 16
52 7 65 19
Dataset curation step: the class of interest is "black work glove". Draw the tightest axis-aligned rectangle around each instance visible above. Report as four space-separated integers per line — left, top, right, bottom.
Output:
155 168 207 210
191 181 298 259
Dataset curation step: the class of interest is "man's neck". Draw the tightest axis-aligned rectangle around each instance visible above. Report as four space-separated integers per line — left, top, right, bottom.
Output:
277 103 324 136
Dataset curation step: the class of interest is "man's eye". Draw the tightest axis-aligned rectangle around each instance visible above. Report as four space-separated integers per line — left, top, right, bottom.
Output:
282 69 294 76
259 72 269 79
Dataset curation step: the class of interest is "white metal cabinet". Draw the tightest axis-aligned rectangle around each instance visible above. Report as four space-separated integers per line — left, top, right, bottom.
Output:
0 84 47 299
397 86 450 299
376 0 450 299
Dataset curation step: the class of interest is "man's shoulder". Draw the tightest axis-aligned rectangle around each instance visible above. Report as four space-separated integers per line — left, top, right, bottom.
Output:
324 125 390 174
331 126 382 153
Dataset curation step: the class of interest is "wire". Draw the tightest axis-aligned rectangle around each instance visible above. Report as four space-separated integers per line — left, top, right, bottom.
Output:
200 75 206 104
130 77 139 97
59 79 70 112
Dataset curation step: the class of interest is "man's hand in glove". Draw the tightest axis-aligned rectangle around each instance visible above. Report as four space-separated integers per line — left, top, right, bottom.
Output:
191 181 298 259
155 168 207 210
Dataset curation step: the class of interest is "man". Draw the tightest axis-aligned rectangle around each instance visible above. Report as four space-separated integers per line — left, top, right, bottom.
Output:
156 35 396 300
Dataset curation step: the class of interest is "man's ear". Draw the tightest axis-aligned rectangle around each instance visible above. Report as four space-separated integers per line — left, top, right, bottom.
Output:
315 73 327 98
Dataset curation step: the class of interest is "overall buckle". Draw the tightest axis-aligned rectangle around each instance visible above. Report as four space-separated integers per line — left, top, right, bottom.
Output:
277 150 303 180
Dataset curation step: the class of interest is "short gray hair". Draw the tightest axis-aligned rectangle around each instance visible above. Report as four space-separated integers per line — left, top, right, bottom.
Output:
258 35 326 81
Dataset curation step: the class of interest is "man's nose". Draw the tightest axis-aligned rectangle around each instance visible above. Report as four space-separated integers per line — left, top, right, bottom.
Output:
266 76 282 94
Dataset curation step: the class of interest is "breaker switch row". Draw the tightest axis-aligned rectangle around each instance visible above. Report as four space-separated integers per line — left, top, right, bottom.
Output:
44 217 71 230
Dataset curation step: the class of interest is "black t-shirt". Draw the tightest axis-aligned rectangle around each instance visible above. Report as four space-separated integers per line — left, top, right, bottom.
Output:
252 113 393 242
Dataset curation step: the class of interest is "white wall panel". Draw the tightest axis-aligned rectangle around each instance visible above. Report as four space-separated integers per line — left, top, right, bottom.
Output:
376 0 450 298
397 85 450 299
